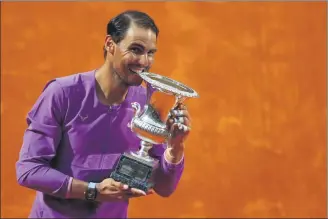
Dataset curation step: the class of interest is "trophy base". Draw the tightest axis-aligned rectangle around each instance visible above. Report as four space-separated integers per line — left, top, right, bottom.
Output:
110 152 159 193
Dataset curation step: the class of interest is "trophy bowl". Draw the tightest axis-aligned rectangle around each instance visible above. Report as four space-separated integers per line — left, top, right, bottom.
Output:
110 72 199 192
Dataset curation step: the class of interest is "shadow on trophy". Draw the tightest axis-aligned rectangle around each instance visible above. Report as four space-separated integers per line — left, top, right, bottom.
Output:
110 72 199 192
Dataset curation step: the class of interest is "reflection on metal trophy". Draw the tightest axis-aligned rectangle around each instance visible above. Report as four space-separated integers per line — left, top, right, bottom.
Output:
110 72 199 192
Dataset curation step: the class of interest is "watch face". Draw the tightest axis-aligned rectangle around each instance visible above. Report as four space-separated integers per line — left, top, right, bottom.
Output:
85 183 97 200
86 190 95 200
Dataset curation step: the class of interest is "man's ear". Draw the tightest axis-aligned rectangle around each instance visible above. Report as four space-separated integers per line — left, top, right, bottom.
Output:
104 35 115 55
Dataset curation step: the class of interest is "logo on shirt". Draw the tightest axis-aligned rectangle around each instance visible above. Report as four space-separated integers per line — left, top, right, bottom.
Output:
79 114 88 121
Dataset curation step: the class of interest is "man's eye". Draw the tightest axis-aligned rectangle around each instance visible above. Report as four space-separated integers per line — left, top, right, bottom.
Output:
131 48 142 54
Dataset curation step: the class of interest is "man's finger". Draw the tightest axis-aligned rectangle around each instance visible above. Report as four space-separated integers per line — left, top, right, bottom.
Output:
129 188 147 196
173 117 191 127
170 122 180 134
110 179 129 190
170 110 190 118
167 118 174 125
147 189 155 195
174 103 187 110
121 189 147 199
177 123 191 133
174 117 184 124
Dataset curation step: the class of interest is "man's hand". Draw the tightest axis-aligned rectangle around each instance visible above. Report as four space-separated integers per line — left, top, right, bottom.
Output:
96 178 153 202
166 103 191 159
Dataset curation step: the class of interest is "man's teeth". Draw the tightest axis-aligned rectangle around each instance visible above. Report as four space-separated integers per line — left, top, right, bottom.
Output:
129 68 144 74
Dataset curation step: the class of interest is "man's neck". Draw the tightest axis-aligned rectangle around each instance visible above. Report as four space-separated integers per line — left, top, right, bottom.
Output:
95 64 129 106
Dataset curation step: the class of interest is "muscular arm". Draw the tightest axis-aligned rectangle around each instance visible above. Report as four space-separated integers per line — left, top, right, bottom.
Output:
16 80 88 200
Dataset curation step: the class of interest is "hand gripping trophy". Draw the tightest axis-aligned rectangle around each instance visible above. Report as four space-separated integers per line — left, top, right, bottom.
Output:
110 72 199 192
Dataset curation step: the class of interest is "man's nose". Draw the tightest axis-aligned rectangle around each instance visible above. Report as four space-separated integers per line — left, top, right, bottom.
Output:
138 54 149 67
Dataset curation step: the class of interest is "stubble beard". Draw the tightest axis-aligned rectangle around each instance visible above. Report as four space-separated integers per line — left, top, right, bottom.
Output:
112 68 143 87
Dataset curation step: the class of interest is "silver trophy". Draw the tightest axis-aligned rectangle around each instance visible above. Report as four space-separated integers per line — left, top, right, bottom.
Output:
110 72 199 192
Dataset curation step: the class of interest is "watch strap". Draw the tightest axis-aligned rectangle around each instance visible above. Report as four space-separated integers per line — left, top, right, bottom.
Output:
85 182 97 201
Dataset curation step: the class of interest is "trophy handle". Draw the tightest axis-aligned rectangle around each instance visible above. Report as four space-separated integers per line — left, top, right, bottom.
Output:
131 102 142 117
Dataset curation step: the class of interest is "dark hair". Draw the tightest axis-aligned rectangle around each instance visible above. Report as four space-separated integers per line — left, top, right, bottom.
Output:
104 10 159 58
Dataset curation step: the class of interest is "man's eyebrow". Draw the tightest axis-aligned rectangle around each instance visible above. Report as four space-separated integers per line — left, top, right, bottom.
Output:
150 48 157 52
129 43 157 52
129 42 145 48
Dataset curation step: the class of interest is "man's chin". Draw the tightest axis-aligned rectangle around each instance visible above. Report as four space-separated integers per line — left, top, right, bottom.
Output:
126 78 143 86
126 74 143 86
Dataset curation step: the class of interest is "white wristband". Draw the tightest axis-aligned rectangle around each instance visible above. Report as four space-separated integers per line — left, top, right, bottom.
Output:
164 148 184 165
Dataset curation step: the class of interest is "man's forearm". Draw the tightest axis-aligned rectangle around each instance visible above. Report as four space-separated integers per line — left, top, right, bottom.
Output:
152 145 185 197
16 156 92 201
16 160 72 198
67 178 89 199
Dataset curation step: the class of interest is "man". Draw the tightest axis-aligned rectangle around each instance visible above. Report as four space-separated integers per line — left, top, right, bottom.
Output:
16 10 191 218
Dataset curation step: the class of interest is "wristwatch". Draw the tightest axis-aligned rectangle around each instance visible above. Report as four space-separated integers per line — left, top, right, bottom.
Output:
85 182 98 201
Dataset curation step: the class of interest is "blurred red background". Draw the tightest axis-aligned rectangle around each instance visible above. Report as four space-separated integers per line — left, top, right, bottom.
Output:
1 1 326 218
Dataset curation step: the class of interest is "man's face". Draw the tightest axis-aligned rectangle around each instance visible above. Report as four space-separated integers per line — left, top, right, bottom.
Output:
106 25 157 86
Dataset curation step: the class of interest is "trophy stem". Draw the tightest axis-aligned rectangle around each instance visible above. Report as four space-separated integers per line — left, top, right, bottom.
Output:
138 141 153 157
130 140 154 162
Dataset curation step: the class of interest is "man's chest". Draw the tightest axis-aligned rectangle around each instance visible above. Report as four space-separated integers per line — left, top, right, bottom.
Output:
63 106 140 155
57 107 142 181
